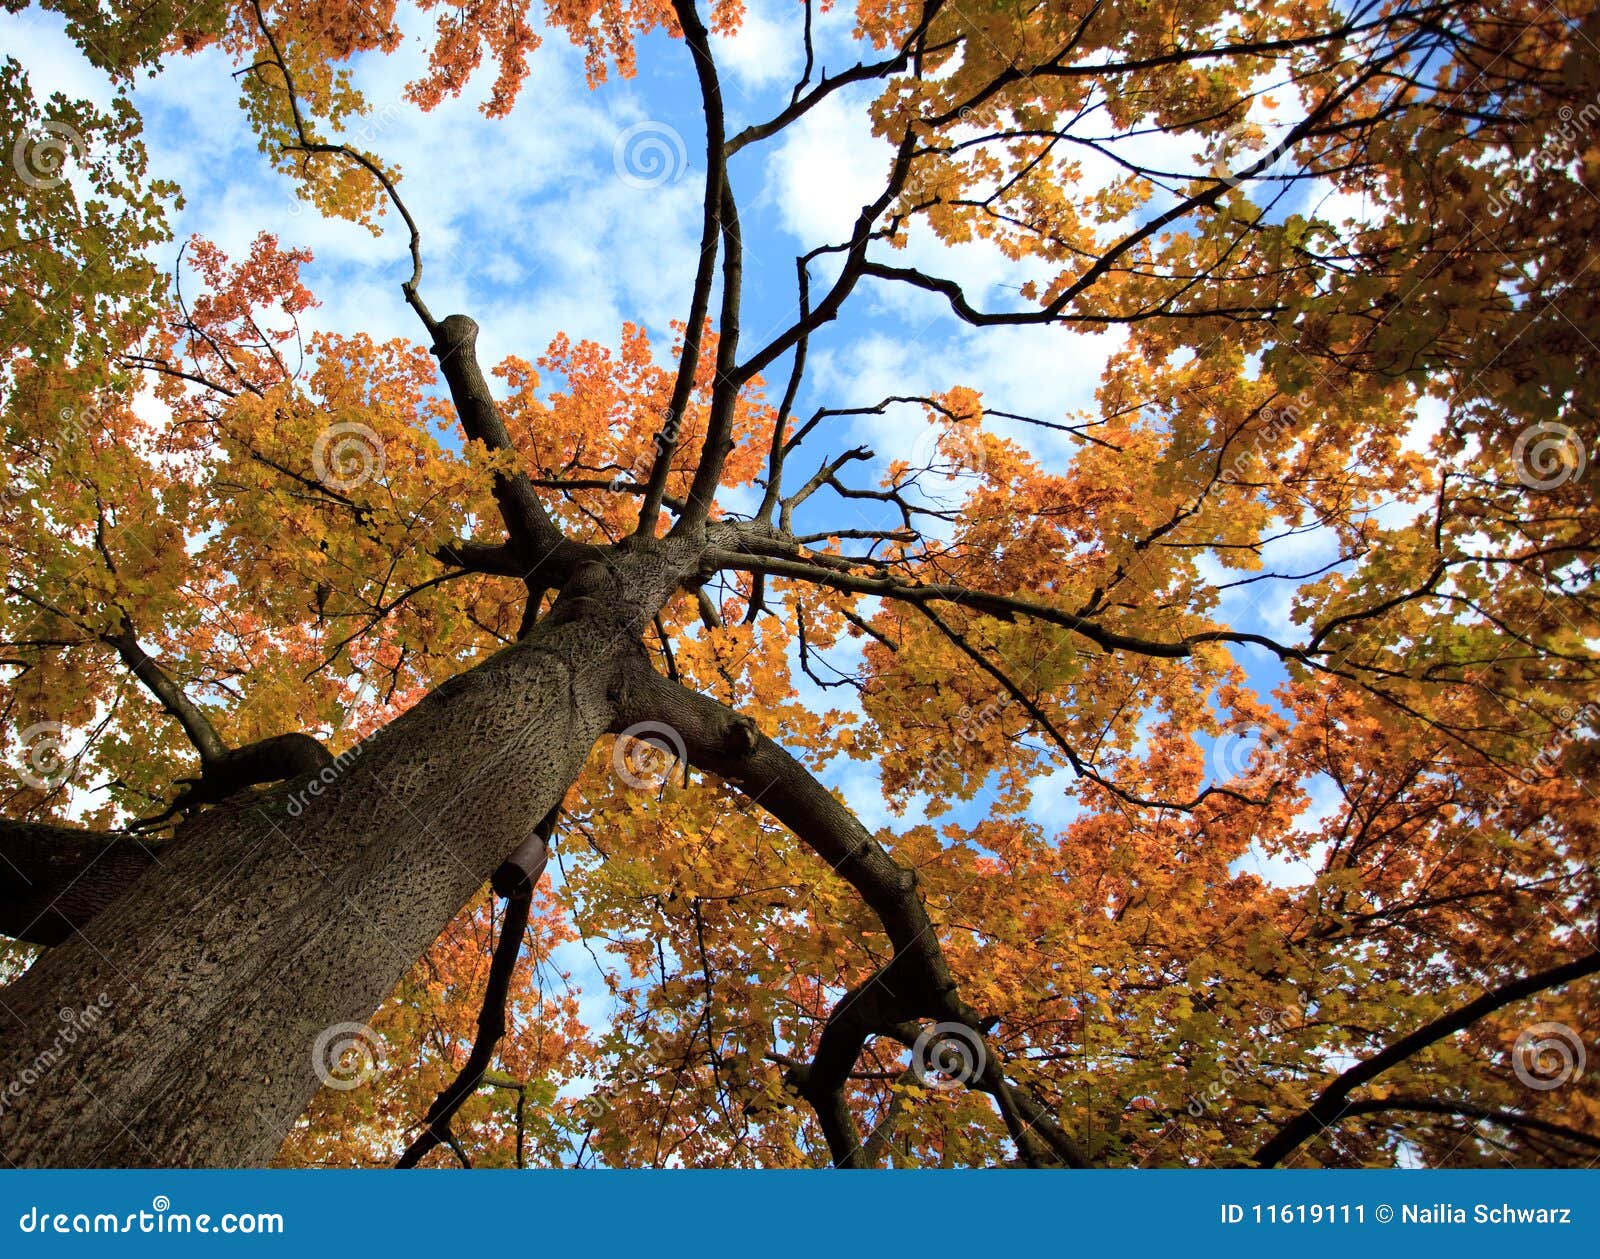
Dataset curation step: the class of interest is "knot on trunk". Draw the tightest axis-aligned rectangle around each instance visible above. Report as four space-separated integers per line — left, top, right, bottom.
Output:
431 313 480 359
721 712 759 758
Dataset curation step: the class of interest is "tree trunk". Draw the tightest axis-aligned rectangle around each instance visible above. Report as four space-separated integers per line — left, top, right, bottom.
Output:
0 570 659 1166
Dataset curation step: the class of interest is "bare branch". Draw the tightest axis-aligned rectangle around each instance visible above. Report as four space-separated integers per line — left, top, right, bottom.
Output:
637 0 731 535
396 811 555 1168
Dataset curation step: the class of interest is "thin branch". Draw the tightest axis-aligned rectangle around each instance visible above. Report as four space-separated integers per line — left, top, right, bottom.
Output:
396 811 556 1168
1331 1096 1600 1159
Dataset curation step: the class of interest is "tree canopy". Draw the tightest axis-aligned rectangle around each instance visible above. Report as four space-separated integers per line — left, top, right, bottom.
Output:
1 0 1596 1168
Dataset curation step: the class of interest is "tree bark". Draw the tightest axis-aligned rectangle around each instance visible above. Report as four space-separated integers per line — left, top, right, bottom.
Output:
0 551 682 1166
0 821 166 947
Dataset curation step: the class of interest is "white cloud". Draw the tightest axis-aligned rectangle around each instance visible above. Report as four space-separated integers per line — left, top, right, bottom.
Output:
831 764 933 833
764 91 889 247
712 0 806 95
806 319 1121 496
0 10 117 108
10 8 710 378
1026 763 1086 831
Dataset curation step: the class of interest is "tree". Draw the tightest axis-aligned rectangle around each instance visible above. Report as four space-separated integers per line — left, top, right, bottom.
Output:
1 0 1596 1168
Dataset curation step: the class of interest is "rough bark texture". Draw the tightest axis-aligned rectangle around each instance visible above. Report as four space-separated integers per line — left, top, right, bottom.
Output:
0 550 687 1166
0 822 167 947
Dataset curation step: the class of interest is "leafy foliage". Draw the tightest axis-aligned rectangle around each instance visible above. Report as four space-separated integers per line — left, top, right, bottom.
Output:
2 0 1596 1167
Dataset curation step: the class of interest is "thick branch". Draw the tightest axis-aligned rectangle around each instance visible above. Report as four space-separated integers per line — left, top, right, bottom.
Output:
673 181 744 535
702 548 1303 663
429 314 584 578
636 0 728 535
0 820 165 946
103 628 229 767
134 732 336 829
101 622 337 823
1253 951 1600 1167
613 666 945 972
611 665 1089 1167
1331 1096 1600 1159
758 259 811 522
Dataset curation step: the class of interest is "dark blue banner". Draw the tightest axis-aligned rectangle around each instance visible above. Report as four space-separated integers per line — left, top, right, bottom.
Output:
2 1170 1594 1256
